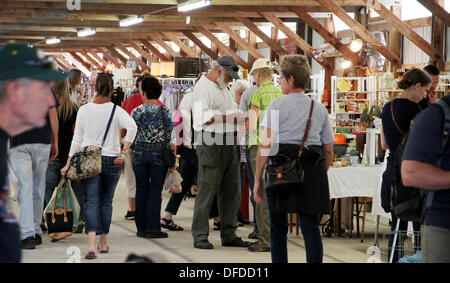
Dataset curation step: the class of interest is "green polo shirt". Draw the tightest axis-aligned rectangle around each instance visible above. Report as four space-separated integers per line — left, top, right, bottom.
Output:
248 81 283 147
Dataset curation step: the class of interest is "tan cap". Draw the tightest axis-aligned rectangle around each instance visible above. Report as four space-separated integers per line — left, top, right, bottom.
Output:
249 58 272 75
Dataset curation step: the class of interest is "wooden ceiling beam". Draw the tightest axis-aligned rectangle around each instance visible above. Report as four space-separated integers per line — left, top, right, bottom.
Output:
162 32 199 58
54 58 69 71
139 40 170 61
114 43 150 71
260 12 331 69
182 31 218 60
317 0 401 66
367 0 443 61
128 41 155 63
417 0 450 27
196 26 250 70
236 17 287 57
69 52 92 70
148 33 181 58
99 48 124 68
291 7 363 67
79 51 102 69
214 22 264 60
87 50 109 66
106 46 128 65
54 55 76 70
367 17 432 32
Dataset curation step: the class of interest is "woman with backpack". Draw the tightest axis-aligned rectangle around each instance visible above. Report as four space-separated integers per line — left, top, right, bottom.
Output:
380 68 432 262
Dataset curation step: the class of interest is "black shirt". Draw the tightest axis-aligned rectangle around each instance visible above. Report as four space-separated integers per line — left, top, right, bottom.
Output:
403 97 450 230
57 106 78 167
10 92 59 148
0 129 8 192
381 98 421 154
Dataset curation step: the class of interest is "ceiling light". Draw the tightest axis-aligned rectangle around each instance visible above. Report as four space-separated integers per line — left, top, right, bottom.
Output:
341 59 352 69
178 0 211 12
46 37 60 45
312 50 324 62
119 16 143 27
186 16 191 25
77 28 96 37
350 39 363 52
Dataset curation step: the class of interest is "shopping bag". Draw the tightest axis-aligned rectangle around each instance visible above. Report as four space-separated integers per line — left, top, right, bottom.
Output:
163 170 183 193
44 177 80 240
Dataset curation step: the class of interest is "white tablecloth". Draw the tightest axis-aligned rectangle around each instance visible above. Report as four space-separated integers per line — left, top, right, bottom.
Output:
327 165 391 219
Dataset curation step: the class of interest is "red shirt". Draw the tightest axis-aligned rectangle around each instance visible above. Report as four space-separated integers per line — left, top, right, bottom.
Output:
121 93 166 115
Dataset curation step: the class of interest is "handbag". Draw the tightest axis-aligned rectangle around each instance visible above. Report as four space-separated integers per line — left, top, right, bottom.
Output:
265 100 315 195
67 105 117 181
44 177 80 240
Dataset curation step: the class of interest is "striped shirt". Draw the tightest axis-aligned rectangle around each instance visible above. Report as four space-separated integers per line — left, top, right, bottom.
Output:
248 81 283 147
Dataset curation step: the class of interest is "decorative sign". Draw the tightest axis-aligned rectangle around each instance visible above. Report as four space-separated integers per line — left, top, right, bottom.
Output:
278 38 296 54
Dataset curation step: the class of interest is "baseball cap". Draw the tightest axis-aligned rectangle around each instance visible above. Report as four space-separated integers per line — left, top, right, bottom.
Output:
217 56 240 80
0 42 70 82
249 58 272 75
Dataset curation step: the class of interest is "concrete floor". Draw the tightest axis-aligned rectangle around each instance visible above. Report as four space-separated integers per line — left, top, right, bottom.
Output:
13 175 401 263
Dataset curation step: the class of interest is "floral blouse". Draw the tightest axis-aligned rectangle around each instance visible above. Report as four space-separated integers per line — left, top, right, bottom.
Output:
131 104 175 145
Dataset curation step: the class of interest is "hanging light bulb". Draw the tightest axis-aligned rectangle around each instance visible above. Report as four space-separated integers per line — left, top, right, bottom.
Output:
341 59 352 69
350 39 363 53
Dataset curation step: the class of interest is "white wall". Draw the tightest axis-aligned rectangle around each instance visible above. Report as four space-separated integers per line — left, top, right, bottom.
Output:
402 26 432 65
447 26 450 62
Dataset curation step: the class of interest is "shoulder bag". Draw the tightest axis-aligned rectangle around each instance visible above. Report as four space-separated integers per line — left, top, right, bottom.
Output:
265 100 315 195
67 104 117 181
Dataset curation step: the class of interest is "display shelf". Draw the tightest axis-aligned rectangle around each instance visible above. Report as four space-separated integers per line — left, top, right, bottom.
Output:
331 76 376 133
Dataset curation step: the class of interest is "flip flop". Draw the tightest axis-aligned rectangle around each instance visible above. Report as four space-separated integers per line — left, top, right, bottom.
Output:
85 252 97 260
160 218 184 231
98 245 109 253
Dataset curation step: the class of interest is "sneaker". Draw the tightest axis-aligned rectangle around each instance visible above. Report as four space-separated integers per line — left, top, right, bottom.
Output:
248 241 270 252
237 216 250 225
194 239 214 249
74 220 85 233
248 229 259 239
125 210 135 220
144 231 168 239
222 237 250 247
34 234 42 246
21 237 36 250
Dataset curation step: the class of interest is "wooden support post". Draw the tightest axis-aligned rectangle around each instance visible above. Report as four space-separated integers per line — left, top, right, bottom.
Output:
296 21 306 55
215 22 264 60
270 27 278 63
388 6 402 73
69 52 91 70
431 0 446 71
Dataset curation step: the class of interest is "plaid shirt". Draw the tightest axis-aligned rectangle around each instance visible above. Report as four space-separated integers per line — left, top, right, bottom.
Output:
248 81 283 147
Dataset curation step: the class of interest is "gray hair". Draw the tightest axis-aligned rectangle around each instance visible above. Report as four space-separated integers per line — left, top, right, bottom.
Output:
230 79 249 96
0 78 32 103
210 60 223 71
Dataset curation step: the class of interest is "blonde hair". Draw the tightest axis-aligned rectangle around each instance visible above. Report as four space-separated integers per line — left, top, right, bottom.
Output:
68 69 82 90
53 79 77 121
279 55 311 89
254 67 273 81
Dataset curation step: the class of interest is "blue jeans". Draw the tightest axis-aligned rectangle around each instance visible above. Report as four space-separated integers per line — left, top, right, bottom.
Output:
81 156 122 235
132 144 168 233
165 152 197 215
267 193 323 263
45 158 85 222
10 143 50 240
243 149 256 229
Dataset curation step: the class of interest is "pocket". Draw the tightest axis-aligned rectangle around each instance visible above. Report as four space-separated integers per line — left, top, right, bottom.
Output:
199 146 220 168
132 151 143 164
153 151 165 167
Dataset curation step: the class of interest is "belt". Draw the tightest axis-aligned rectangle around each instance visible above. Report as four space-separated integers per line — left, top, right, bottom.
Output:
135 142 164 148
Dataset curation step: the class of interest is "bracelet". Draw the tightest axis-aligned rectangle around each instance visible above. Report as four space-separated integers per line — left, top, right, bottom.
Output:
122 149 129 153
120 152 128 157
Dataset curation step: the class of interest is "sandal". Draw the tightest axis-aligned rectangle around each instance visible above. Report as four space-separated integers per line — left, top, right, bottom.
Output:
98 245 109 254
160 218 184 231
85 251 97 260
213 221 221 231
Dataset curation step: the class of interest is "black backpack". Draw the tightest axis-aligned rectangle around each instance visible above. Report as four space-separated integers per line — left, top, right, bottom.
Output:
390 97 450 222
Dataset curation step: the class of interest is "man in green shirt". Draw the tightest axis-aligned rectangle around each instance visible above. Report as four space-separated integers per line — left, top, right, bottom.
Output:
248 58 283 252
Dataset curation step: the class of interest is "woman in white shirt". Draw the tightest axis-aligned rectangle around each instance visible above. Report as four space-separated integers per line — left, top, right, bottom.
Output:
61 73 137 260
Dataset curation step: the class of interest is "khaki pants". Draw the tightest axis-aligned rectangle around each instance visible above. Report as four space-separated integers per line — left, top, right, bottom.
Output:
422 224 450 263
250 146 271 248
121 150 136 198
192 144 241 244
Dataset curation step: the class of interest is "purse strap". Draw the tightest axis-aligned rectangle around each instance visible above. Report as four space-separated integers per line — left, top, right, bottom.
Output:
101 104 117 147
299 100 315 157
390 99 406 136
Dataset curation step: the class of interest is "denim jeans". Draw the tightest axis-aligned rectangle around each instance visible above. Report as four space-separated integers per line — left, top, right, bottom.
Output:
45 158 85 222
132 143 168 233
165 152 197 215
267 193 323 263
81 156 122 235
244 148 256 229
10 143 50 240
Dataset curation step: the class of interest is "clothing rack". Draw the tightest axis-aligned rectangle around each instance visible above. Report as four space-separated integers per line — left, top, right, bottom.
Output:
159 78 196 113
159 77 198 86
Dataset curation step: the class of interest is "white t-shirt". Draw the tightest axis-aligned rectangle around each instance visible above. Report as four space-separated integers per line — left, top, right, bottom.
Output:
69 102 137 157
192 75 239 134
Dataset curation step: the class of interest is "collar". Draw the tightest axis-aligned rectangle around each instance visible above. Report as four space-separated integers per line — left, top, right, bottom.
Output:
259 81 274 88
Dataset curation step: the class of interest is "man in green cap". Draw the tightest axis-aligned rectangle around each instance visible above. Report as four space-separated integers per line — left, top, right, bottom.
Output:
0 42 69 262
